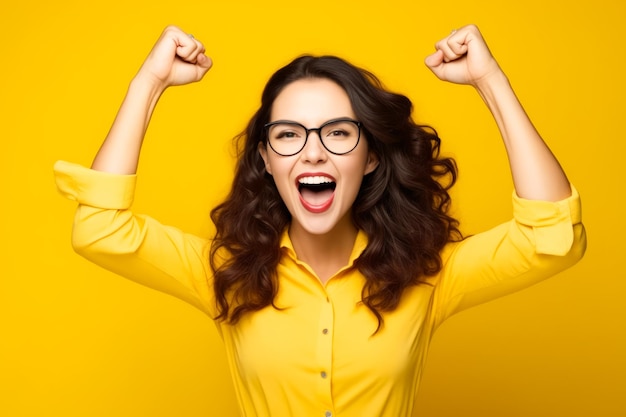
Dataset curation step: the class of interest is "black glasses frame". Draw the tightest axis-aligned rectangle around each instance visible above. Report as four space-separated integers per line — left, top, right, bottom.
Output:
264 117 362 156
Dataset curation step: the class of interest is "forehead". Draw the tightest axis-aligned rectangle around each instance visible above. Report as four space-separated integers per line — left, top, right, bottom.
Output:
270 78 356 124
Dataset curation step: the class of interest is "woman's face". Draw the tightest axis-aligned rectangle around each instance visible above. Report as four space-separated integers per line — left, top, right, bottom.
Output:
259 78 379 237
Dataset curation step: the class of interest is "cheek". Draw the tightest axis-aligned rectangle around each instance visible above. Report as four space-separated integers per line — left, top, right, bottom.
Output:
267 160 294 194
268 157 287 177
342 160 370 193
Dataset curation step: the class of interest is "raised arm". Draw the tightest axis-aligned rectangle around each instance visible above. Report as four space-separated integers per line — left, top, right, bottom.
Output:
53 26 215 315
92 25 212 174
425 24 571 202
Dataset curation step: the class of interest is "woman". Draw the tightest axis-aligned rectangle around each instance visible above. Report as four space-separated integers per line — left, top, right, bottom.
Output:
54 25 586 417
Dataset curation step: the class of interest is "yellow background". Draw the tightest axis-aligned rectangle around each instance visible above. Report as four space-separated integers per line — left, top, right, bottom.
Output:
1 0 624 416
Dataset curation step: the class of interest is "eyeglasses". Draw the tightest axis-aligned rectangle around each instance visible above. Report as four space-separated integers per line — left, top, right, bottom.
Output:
264 118 362 156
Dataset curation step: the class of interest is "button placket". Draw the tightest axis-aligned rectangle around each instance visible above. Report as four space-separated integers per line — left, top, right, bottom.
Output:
315 291 334 412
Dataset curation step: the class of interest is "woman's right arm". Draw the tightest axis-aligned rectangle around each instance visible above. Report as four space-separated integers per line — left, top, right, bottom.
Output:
55 27 215 315
92 25 212 174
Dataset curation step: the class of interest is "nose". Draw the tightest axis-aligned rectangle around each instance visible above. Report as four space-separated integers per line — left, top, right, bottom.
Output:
300 130 327 163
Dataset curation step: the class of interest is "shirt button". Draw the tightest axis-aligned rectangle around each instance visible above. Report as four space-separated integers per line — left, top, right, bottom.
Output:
322 328 328 334
321 371 327 378
325 411 332 417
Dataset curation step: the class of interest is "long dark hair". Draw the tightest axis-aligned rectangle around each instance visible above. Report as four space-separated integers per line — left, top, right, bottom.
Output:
210 55 461 330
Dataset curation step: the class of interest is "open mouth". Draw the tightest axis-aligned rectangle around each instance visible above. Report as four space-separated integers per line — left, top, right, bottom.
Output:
297 175 336 212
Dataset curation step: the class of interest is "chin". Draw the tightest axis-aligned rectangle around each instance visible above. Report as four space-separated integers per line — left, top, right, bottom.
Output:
292 209 353 237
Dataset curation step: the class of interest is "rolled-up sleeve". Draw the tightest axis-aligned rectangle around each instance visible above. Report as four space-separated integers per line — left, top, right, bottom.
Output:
54 161 216 317
433 186 587 324
54 160 137 209
512 187 582 256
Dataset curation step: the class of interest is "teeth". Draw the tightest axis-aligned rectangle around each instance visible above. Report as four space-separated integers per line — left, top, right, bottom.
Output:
298 176 334 185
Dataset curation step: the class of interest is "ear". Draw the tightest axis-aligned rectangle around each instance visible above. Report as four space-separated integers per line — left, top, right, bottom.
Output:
257 141 273 175
364 150 379 175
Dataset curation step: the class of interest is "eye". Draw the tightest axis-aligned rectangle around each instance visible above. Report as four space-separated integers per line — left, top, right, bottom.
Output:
327 129 349 137
322 120 357 139
271 124 304 140
276 131 299 139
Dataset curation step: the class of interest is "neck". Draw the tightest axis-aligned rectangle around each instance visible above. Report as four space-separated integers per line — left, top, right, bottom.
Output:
288 220 358 284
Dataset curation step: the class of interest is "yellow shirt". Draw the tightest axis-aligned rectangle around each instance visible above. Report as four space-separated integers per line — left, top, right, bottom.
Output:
54 160 586 417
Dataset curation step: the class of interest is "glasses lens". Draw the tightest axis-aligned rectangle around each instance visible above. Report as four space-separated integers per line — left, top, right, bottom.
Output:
267 123 307 156
320 120 360 154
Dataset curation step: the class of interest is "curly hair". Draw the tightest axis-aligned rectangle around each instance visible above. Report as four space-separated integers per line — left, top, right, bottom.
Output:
209 55 461 330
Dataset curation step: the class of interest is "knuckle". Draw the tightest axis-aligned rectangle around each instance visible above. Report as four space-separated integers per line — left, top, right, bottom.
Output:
163 25 178 33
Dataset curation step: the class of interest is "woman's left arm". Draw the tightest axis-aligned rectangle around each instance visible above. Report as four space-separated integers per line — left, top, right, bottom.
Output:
425 24 571 201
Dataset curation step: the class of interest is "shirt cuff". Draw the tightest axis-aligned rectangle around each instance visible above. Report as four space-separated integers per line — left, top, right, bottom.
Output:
53 160 136 209
512 185 582 256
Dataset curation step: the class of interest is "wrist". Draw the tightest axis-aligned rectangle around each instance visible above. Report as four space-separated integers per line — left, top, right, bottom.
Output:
473 67 510 96
130 70 168 99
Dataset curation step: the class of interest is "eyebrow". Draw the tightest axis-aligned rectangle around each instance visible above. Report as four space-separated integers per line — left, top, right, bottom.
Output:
266 117 359 127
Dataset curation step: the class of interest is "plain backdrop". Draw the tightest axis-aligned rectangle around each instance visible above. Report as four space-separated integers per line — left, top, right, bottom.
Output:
1 0 624 416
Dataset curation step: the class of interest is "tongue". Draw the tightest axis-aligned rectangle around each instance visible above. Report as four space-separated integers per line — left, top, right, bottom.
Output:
300 188 333 206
